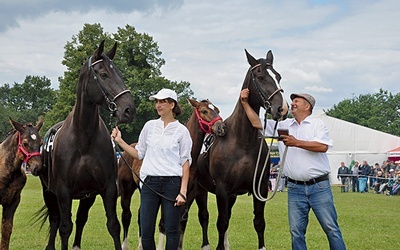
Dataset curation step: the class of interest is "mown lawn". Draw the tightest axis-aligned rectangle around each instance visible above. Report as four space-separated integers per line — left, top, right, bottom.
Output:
6 175 400 249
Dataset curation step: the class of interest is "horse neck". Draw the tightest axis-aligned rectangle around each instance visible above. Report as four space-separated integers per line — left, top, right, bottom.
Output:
228 99 261 140
0 132 23 171
186 113 206 160
72 79 101 132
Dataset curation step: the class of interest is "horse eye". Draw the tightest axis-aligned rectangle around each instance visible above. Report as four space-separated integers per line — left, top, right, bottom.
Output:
100 73 107 78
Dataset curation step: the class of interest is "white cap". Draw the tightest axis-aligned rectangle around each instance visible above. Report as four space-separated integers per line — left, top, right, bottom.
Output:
149 88 177 102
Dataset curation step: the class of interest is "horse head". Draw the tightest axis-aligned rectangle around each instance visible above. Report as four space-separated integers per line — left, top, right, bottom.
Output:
244 49 288 121
188 98 226 136
79 40 136 124
10 118 43 176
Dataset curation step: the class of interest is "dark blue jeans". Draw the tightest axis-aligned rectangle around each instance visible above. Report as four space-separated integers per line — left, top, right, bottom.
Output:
140 176 182 250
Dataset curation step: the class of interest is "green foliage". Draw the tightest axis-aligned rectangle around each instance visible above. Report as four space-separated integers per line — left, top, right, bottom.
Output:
325 88 400 136
0 76 56 136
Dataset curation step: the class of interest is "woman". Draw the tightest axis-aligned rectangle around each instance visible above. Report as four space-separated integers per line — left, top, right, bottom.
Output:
111 88 192 250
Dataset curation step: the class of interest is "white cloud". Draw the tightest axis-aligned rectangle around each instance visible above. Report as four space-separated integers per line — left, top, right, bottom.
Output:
0 0 399 118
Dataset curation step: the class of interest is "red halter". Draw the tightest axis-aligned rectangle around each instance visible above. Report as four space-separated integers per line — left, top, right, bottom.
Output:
18 132 41 163
194 108 223 134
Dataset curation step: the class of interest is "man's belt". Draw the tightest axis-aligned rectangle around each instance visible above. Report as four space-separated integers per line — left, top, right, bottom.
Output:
287 174 329 185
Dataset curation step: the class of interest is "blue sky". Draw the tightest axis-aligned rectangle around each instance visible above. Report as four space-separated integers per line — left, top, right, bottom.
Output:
0 0 399 118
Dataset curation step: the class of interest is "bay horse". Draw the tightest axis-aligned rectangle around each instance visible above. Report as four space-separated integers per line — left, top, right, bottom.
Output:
117 98 226 250
196 50 288 249
0 118 43 250
39 40 136 250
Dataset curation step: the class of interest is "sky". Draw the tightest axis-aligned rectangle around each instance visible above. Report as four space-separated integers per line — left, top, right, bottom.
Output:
1 0 399 119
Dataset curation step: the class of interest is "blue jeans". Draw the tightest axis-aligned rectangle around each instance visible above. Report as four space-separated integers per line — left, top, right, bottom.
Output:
288 179 346 250
140 176 182 250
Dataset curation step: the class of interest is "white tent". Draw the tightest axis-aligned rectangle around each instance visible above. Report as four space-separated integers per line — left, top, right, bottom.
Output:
314 113 400 184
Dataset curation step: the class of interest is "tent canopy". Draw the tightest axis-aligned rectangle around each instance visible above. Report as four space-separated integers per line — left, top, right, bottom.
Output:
313 114 400 184
387 146 400 161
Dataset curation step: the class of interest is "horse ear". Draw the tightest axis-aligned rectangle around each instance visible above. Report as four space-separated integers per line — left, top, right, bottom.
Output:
35 118 44 131
106 42 118 60
94 40 105 60
266 50 274 65
245 49 258 67
187 98 198 108
9 117 24 132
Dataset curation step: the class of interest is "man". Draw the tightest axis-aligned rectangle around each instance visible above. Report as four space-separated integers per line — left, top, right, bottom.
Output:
359 160 371 193
351 161 360 192
337 162 350 192
267 93 346 250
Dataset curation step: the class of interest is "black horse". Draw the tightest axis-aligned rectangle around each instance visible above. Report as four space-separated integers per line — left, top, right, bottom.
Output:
39 40 136 250
196 50 288 249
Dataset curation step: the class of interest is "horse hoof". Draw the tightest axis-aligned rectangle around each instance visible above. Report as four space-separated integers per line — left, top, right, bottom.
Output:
202 245 211 250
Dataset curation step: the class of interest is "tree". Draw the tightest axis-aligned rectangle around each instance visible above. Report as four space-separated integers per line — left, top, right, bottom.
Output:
325 88 400 136
0 75 56 136
44 23 194 141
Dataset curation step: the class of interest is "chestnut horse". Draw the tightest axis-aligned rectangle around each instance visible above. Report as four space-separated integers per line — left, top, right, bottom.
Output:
117 98 226 249
196 50 288 249
0 118 43 250
39 40 136 250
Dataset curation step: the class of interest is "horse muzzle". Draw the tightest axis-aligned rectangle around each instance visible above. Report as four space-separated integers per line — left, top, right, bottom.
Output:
25 156 43 176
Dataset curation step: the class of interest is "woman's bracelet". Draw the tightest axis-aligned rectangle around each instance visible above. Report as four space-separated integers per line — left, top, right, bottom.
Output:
179 192 187 202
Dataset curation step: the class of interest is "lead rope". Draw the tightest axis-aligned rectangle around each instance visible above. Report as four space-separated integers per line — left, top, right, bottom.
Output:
252 112 288 202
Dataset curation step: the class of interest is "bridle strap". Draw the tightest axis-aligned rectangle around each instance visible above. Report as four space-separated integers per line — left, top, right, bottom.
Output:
18 132 41 163
194 108 222 134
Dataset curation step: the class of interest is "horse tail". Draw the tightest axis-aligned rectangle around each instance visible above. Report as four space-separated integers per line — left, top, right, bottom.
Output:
31 204 50 232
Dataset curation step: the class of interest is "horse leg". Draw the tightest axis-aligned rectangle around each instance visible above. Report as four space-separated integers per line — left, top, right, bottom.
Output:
57 191 74 250
1 196 21 250
120 182 137 250
136 207 143 250
215 194 237 250
41 180 60 250
101 183 122 250
196 186 210 250
253 198 266 250
72 197 96 249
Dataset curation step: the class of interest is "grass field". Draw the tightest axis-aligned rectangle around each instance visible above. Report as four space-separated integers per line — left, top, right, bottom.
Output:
5 175 400 249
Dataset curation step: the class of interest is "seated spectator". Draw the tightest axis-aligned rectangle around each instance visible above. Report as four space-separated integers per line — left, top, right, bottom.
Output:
374 171 385 193
387 169 399 196
380 169 396 195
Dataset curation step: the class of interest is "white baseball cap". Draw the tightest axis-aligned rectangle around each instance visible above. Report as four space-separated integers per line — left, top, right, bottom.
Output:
149 88 177 102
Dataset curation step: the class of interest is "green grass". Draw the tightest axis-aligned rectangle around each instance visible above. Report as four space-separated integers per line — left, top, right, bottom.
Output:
5 175 400 249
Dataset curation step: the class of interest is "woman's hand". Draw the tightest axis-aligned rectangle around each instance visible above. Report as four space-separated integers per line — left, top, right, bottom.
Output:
175 192 187 207
111 127 122 144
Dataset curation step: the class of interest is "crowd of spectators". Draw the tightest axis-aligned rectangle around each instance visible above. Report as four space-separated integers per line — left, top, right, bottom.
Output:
337 160 400 196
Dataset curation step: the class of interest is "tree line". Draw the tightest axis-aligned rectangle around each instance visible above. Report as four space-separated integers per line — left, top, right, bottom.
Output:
1 23 399 140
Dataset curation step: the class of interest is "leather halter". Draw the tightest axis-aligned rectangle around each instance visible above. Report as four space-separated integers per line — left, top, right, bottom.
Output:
87 56 131 112
248 63 283 111
194 107 223 134
18 132 41 163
